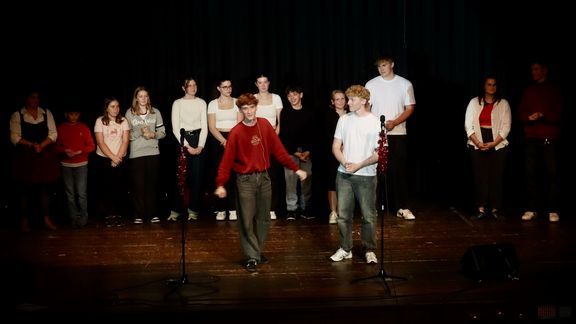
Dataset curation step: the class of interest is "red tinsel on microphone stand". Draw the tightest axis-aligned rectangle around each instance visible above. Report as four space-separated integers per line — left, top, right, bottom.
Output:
177 145 190 208
377 126 388 175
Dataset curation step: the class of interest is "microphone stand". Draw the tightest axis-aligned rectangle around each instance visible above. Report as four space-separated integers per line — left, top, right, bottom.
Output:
165 130 190 297
351 115 407 294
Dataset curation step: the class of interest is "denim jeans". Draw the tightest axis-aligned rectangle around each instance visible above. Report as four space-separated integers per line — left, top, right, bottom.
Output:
236 171 272 260
62 165 89 226
284 155 313 211
336 172 377 252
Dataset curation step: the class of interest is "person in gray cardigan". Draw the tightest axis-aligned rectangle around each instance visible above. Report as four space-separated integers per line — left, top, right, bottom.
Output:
125 86 166 224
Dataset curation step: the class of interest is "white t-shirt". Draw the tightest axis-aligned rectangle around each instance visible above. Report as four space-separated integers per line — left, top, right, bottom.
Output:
334 112 380 176
207 98 239 130
94 117 130 157
365 74 415 135
255 93 283 127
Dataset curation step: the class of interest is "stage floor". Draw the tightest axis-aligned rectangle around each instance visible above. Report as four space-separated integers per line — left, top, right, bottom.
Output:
2 202 574 322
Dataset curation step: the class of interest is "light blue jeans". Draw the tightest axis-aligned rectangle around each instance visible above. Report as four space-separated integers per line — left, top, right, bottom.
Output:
284 155 312 211
336 172 377 252
62 165 89 226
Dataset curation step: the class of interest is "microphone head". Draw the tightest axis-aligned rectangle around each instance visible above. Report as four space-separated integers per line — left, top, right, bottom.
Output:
380 115 386 123
180 128 186 135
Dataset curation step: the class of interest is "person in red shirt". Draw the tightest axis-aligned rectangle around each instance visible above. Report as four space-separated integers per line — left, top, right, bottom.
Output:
215 93 307 273
56 107 96 228
518 61 563 223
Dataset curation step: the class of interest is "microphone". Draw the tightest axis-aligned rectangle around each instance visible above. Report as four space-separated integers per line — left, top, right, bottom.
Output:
180 128 186 146
380 115 386 131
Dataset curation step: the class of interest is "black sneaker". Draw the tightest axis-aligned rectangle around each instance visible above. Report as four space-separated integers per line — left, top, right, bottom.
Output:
246 259 257 272
115 216 124 227
259 254 269 264
491 210 499 220
300 209 315 220
286 212 297 221
105 215 116 227
473 211 486 220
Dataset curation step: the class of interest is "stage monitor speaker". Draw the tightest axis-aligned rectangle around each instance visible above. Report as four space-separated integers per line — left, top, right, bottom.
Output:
461 242 519 281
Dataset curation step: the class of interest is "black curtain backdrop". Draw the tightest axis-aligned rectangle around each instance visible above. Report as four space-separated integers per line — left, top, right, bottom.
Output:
3 0 573 216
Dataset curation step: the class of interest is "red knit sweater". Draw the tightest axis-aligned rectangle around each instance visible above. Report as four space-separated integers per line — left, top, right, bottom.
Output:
56 122 96 165
216 118 298 187
518 80 563 139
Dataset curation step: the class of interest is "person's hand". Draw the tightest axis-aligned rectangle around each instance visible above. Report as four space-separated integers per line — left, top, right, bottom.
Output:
65 149 82 157
111 155 122 165
141 126 155 139
385 120 396 131
186 146 202 155
215 186 227 198
528 112 543 121
344 162 361 173
296 169 307 181
299 151 310 161
65 149 76 158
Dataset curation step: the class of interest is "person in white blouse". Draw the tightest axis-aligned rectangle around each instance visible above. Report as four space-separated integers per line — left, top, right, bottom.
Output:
464 75 511 220
10 90 59 231
207 78 242 221
254 74 283 220
168 77 208 222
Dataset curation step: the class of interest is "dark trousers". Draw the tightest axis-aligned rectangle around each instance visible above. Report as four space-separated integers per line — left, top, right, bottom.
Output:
131 155 160 221
384 135 409 212
470 146 508 210
92 154 128 218
524 139 559 212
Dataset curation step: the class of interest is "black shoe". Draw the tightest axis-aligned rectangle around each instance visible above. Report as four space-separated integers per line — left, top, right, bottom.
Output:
246 259 257 272
286 212 297 221
473 211 486 220
105 215 116 227
300 209 315 220
259 254 269 264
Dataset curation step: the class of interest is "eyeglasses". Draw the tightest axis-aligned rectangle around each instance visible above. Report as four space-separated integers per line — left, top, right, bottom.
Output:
220 85 232 89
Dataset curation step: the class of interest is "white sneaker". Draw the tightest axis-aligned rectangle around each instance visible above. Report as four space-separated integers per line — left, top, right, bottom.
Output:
167 210 179 221
365 251 378 264
522 211 537 221
329 211 338 224
215 211 226 221
150 217 160 223
188 209 198 221
549 212 560 223
229 210 237 220
133 218 143 224
397 208 415 220
270 211 277 220
330 248 352 262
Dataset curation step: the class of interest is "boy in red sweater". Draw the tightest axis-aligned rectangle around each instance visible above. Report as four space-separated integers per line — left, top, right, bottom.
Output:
215 93 307 273
56 108 96 228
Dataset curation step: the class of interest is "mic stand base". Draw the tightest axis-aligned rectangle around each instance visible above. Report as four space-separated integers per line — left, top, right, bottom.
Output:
351 268 406 295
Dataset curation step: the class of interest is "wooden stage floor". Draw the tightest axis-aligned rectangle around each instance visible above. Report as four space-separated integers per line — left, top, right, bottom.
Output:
2 203 574 322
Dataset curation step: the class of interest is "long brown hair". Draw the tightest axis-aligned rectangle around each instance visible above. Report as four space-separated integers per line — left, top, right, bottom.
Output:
101 96 125 126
